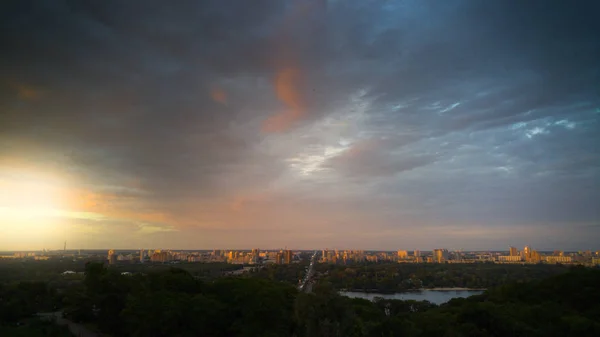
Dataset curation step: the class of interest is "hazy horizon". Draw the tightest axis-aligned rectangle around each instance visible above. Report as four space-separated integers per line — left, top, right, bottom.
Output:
1 0 599 251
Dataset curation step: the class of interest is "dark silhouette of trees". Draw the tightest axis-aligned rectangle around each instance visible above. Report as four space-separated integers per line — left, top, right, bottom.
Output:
2 261 599 336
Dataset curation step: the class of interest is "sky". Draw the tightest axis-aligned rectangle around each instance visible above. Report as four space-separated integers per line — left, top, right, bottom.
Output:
0 0 599 251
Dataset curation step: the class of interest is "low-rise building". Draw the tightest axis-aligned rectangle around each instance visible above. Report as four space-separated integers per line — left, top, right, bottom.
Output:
497 255 522 263
544 256 572 264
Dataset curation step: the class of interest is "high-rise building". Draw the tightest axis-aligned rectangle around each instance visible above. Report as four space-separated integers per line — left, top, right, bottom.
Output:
397 250 408 259
530 249 541 263
433 249 448 263
284 250 293 264
151 251 170 263
509 246 518 256
108 249 117 265
251 248 260 264
413 250 421 257
140 249 145 263
276 251 284 264
522 246 531 261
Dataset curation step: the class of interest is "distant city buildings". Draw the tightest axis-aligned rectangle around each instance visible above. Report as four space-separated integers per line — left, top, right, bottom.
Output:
433 249 449 263
284 250 293 264
2 246 599 267
150 250 170 263
522 246 531 261
498 255 521 263
107 249 117 265
251 248 260 264
545 256 572 264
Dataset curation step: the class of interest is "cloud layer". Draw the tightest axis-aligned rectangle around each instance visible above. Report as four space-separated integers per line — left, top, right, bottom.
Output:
1 0 599 250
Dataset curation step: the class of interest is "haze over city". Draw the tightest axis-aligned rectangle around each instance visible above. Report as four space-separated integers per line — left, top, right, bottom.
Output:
1 0 599 251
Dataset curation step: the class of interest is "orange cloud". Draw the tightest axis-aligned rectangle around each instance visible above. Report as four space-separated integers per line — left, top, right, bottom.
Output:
19 85 41 100
262 67 306 133
261 1 326 133
210 87 227 105
275 67 302 110
12 84 42 100
65 189 115 213
6 80 43 100
230 192 269 212
65 188 174 226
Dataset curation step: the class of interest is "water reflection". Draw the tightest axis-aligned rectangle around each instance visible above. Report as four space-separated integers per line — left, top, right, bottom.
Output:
340 289 484 305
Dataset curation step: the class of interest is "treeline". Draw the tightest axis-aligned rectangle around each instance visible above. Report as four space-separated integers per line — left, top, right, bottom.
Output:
0 259 242 283
0 281 68 337
315 262 569 292
412 267 600 336
0 281 60 322
1 263 599 336
0 319 71 337
251 262 570 292
249 261 309 284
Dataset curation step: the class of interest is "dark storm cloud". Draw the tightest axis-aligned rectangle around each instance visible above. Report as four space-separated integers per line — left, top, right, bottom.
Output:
0 0 292 195
1 0 599 249
362 0 600 137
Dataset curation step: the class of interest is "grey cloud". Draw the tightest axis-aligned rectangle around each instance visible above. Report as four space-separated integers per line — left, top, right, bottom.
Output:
1 0 599 249
323 139 439 178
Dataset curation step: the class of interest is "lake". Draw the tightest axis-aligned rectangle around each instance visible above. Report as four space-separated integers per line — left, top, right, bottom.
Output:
340 289 485 305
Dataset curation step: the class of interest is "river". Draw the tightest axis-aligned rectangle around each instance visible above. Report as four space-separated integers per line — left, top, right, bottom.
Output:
340 289 484 305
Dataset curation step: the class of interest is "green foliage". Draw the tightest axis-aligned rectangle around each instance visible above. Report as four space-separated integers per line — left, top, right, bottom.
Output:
0 319 71 337
2 259 599 337
251 262 309 285
316 263 569 292
0 281 58 323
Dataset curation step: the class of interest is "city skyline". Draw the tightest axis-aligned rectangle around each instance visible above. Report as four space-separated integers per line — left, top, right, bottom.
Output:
5 245 599 267
2 243 599 253
1 1 599 251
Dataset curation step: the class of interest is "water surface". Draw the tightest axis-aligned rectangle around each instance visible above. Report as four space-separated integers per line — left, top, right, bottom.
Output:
341 289 484 305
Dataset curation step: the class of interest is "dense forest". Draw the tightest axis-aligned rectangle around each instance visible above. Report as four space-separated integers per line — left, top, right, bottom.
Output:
1 262 599 336
252 262 570 292
0 259 242 283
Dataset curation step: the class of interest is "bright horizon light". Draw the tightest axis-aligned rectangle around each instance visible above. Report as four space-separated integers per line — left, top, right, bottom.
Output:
0 172 69 243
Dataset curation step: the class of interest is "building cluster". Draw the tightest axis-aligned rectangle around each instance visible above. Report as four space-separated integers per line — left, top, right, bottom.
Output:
103 248 296 265
319 249 459 264
274 250 294 264
495 246 582 264
321 249 369 263
94 247 600 267
3 246 599 268
313 247 600 266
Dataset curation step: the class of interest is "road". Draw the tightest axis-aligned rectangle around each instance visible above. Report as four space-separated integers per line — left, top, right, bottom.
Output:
299 251 318 293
